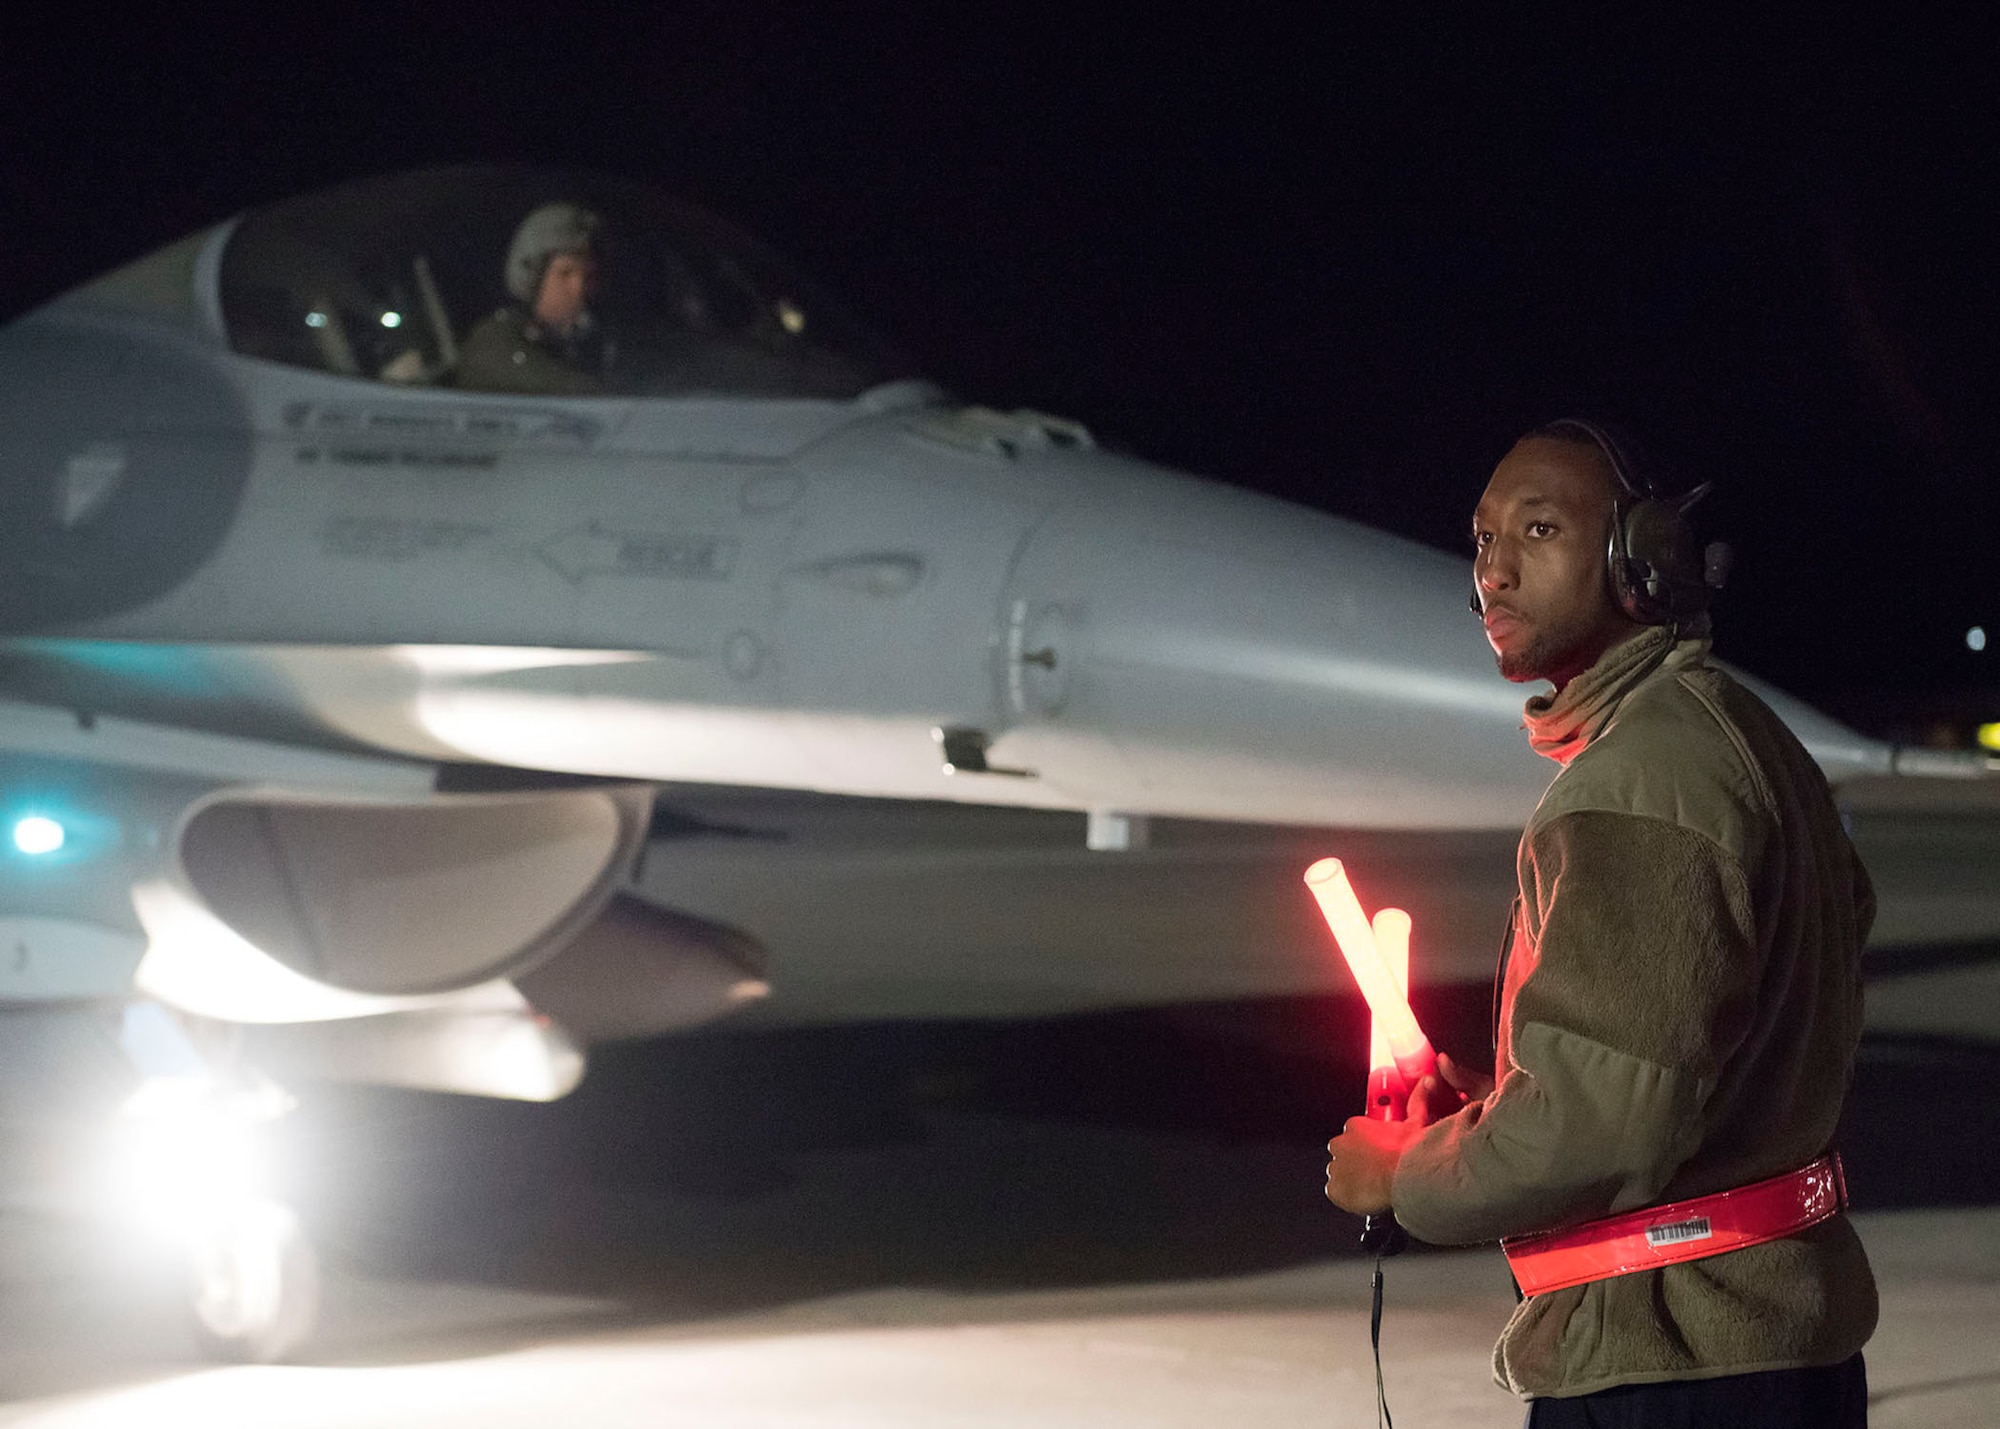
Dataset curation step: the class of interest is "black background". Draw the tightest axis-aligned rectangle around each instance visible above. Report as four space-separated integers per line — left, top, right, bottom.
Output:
4 5 1996 710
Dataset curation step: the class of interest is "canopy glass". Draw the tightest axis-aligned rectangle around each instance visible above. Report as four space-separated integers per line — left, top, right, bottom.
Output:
219 167 908 400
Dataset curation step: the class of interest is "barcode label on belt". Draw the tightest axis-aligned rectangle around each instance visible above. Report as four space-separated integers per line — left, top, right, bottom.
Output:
1645 1216 1714 1247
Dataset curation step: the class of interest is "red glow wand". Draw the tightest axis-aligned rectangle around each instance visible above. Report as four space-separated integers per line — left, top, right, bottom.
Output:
1305 857 1435 1251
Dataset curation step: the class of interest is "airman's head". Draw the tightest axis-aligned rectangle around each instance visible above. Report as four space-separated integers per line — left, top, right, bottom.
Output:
1470 431 1643 690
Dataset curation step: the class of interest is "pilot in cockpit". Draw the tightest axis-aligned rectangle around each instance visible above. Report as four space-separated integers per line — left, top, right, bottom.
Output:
456 202 614 395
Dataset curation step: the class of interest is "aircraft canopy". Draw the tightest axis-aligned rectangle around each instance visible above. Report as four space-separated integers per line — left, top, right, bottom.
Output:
218 167 909 400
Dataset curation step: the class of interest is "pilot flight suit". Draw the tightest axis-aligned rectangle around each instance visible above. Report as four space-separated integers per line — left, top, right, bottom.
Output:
455 307 607 396
1390 625 1876 1416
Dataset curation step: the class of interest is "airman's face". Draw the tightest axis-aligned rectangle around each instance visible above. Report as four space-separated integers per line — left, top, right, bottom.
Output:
533 250 600 333
1470 437 1639 688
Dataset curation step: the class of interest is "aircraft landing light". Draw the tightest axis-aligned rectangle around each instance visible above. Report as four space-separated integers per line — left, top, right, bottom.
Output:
1978 722 2000 753
380 310 403 328
12 815 65 856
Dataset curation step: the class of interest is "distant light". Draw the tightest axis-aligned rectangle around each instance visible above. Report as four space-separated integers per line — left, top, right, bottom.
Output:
777 299 806 335
304 311 328 328
379 311 403 329
1980 723 2000 753
12 816 65 856
1970 626 1989 652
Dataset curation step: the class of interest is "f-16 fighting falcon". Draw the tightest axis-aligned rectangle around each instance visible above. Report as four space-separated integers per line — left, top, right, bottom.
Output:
0 166 1989 1362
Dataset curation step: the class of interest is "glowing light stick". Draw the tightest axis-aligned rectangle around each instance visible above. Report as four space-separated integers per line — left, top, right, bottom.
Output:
1304 859 1436 1104
1367 908 1413 1121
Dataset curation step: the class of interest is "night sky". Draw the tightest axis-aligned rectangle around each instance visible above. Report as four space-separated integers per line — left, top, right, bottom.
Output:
4 8 1995 719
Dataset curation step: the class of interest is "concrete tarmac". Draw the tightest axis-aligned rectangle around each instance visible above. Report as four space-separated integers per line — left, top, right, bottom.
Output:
2 1013 1997 1427
0 1187 1993 1425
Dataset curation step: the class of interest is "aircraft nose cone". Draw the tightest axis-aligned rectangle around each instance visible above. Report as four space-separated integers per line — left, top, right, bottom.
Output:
997 474 1549 828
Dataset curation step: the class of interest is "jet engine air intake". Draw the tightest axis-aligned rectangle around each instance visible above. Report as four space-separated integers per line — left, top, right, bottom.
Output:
176 784 652 997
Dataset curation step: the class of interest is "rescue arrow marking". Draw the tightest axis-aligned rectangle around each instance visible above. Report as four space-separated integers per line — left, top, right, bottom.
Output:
536 523 739 586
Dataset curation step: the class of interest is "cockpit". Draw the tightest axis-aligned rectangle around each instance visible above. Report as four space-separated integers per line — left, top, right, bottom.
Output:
217 166 910 400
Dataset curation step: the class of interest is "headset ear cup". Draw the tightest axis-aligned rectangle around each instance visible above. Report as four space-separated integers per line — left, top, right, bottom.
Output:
1607 501 1653 624
1610 554 1657 624
1546 416 1720 625
1620 498 1708 622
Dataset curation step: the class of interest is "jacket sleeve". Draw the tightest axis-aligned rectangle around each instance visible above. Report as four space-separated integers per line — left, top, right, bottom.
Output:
1391 809 1762 1246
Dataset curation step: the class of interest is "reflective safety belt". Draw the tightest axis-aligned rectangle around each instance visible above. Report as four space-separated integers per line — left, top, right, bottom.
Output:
1502 1154 1848 1297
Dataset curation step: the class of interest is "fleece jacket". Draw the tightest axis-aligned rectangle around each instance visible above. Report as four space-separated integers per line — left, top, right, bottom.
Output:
1391 626 1878 1400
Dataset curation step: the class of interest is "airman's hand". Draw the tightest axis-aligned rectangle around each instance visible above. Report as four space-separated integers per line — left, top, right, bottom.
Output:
1406 1051 1495 1128
1324 1115 1423 1215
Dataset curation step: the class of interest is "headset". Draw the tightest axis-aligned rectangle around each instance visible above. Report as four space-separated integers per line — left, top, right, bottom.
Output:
1470 417 1733 628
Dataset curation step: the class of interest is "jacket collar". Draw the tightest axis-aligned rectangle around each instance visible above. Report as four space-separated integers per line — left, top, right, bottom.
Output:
1522 626 1711 765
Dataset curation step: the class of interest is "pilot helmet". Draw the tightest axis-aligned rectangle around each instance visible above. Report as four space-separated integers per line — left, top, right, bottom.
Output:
505 202 603 303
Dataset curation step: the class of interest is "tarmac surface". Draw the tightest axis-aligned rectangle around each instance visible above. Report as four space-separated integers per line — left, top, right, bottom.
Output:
2 998 1996 1427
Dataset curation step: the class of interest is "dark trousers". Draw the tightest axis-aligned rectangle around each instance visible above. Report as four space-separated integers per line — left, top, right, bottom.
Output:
1524 1353 1867 1428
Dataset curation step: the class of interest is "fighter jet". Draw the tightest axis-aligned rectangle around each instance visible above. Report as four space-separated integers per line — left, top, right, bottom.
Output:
0 165 1988 1360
